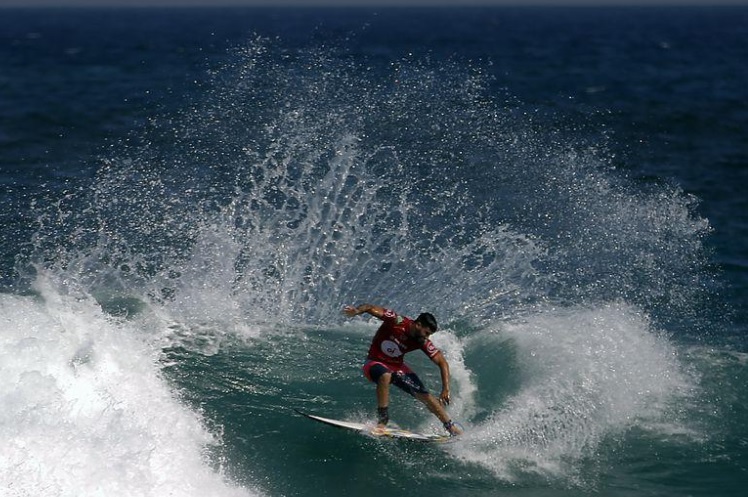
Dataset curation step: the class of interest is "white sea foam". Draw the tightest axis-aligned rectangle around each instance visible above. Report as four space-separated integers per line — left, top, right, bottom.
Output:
0 275 261 497
452 302 696 486
428 329 478 425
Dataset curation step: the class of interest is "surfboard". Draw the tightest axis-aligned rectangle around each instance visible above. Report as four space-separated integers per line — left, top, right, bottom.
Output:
295 409 453 443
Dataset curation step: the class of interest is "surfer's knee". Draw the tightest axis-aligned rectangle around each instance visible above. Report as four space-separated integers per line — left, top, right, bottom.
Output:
364 361 392 385
378 372 392 386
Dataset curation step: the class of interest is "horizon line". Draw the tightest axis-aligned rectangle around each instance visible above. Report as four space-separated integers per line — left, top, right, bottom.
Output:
2 0 748 9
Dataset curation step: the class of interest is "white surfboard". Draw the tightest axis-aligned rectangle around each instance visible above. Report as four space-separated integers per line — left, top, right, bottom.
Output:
295 409 453 443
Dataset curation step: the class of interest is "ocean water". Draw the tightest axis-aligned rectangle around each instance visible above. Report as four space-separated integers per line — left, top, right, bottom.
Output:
1 6 747 497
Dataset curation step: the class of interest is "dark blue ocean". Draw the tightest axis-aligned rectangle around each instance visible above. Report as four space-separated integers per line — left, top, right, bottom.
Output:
1 6 747 497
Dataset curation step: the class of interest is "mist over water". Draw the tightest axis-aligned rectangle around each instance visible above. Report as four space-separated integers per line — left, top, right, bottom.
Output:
26 38 710 327
5 28 725 496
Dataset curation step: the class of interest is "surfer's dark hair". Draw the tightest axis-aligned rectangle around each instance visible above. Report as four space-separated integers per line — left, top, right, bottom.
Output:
415 312 438 333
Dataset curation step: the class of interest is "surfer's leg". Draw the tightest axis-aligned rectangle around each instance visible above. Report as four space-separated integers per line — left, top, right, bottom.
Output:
414 391 450 424
363 361 393 427
386 368 462 436
376 372 391 427
389 370 448 423
414 392 463 435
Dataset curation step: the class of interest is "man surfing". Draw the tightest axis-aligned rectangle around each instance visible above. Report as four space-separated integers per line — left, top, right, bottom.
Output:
343 303 463 436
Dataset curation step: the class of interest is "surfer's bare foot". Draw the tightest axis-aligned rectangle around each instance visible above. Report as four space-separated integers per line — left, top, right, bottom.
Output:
371 424 387 436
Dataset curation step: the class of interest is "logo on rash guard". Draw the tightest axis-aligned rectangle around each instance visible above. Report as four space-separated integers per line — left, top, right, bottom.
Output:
381 340 403 358
424 341 438 357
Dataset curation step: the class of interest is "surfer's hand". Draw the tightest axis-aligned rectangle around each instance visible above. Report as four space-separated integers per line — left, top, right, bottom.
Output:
342 305 359 317
439 389 451 406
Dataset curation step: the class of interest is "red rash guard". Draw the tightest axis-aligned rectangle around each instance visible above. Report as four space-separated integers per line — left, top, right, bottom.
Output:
366 308 440 366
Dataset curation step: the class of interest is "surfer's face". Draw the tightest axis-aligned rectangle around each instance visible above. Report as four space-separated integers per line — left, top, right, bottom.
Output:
411 322 434 342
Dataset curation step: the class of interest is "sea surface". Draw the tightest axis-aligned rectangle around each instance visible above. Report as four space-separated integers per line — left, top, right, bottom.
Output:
1 5 747 497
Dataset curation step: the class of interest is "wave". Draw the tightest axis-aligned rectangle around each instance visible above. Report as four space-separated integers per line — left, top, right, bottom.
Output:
450 302 696 487
0 276 259 497
7 38 717 494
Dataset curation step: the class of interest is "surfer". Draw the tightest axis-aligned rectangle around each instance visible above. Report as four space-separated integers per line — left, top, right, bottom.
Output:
343 303 463 436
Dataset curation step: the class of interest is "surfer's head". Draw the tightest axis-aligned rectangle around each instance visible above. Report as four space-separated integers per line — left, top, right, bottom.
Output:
415 312 438 334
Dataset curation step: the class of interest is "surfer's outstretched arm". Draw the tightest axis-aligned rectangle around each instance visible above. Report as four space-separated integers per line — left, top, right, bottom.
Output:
431 351 452 407
343 303 386 320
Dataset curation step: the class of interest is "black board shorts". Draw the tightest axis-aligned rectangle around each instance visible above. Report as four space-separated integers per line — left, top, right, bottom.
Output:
363 360 429 397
